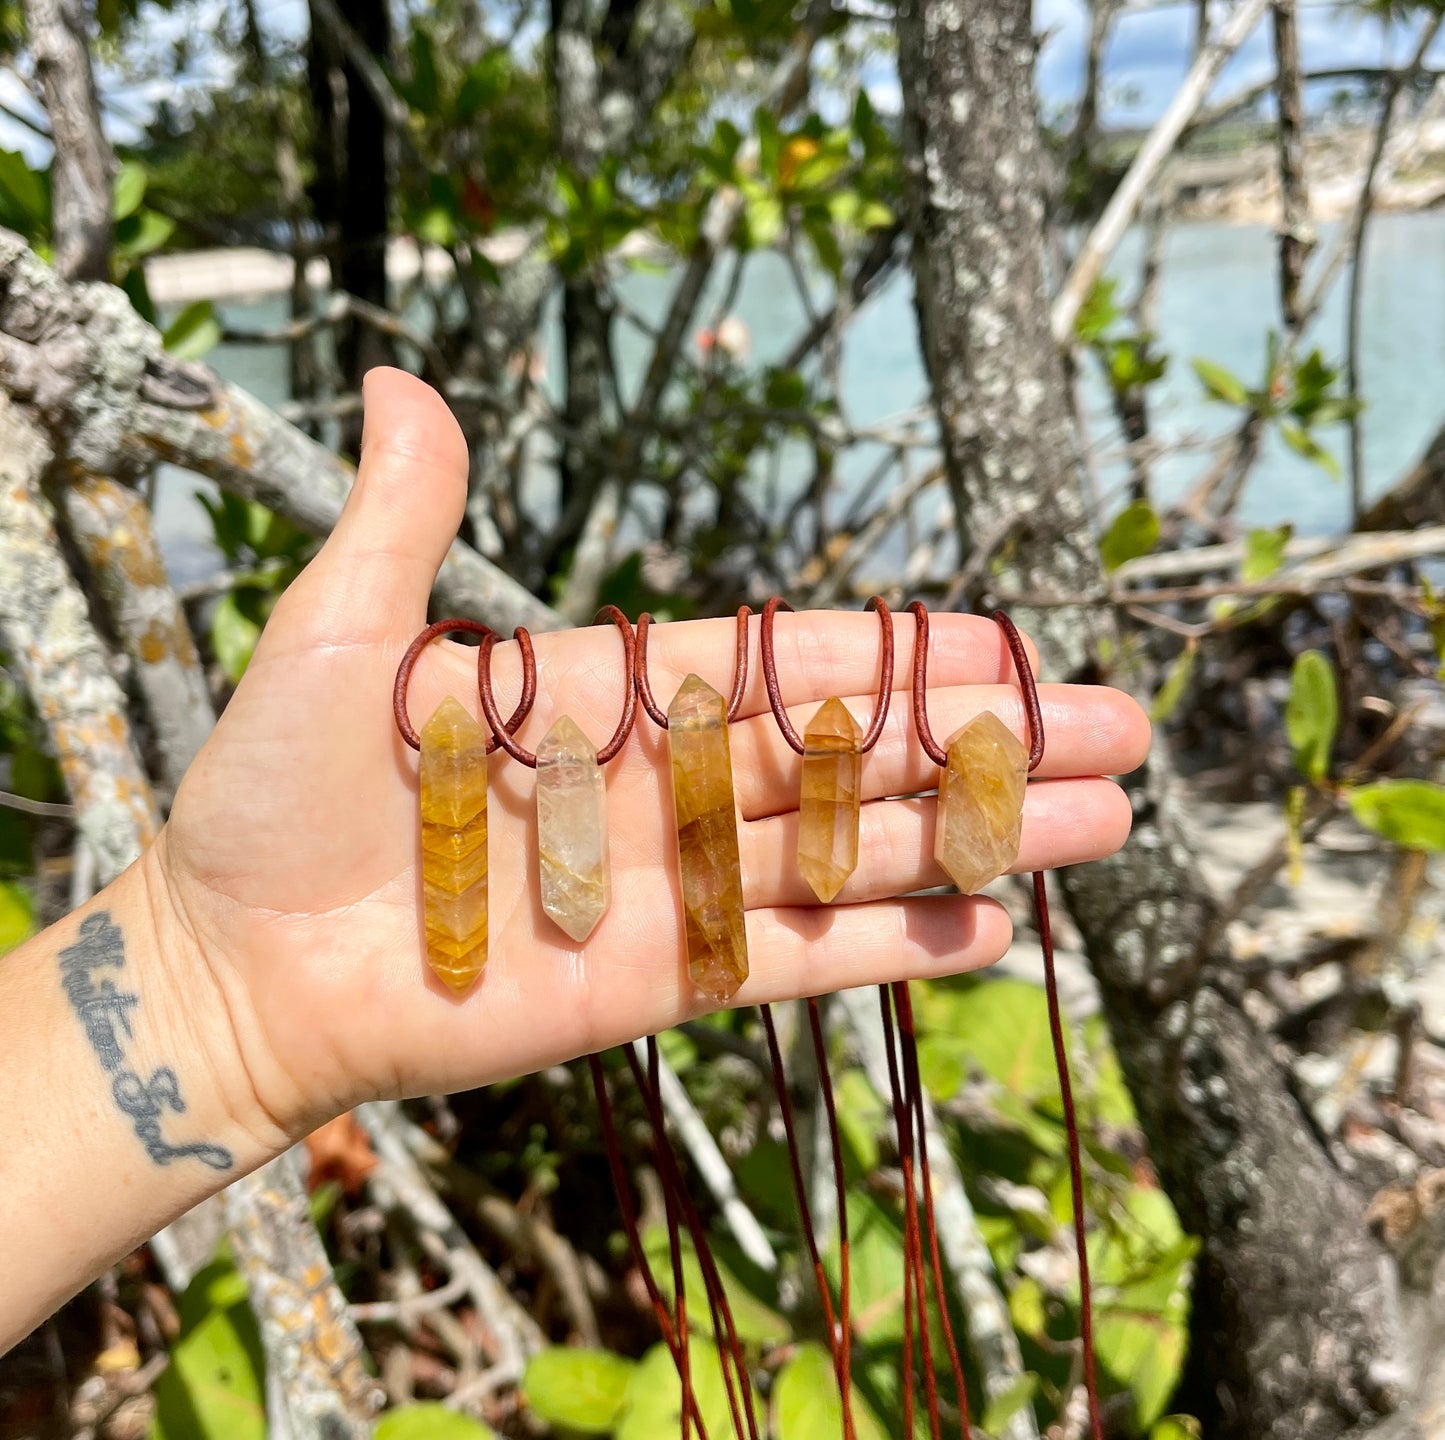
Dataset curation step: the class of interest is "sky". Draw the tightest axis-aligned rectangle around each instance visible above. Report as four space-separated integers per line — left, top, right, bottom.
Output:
1 0 1442 164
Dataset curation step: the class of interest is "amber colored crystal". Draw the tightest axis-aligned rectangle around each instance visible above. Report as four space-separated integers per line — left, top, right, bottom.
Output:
797 697 863 903
667 674 749 1002
933 711 1027 895
419 697 488 991
536 714 610 943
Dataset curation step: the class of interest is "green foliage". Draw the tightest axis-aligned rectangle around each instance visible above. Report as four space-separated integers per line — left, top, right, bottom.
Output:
376 1405 498 1440
1191 342 1361 477
1349 781 1445 851
150 1258 265 1440
1076 278 1168 401
162 299 222 361
614 1340 755 1440
772 1343 888 1440
1099 500 1160 573
641 1227 790 1346
1242 524 1291 583
196 493 312 683
0 878 34 955
1151 642 1196 724
523 1348 635 1433
1285 650 1338 783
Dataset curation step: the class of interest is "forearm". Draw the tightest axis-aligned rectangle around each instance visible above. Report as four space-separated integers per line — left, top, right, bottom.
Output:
0 847 288 1353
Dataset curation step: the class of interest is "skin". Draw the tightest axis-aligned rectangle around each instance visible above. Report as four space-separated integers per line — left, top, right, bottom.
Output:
0 369 1151 1352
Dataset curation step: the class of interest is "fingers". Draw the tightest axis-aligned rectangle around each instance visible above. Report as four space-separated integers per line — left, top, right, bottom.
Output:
730 684 1150 819
741 778 1131 908
634 607 1041 721
277 369 470 647
725 895 1013 1009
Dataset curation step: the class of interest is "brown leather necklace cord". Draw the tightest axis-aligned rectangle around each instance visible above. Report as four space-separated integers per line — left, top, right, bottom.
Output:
635 606 751 729
906 602 950 768
988 610 1102 1440
625 1042 761 1440
393 618 537 753
587 1055 710 1438
477 607 638 769
759 596 894 756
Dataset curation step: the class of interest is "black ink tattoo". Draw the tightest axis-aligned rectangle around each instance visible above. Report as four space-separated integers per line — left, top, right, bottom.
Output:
59 912 234 1171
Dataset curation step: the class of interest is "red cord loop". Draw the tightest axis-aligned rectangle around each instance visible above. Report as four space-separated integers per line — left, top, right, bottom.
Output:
635 605 751 729
759 597 894 756
393 618 536 754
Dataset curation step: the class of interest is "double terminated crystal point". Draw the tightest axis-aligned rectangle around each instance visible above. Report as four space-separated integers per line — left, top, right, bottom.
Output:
536 715 610 943
934 711 1028 895
797 697 862 903
420 697 489 992
668 674 749 1003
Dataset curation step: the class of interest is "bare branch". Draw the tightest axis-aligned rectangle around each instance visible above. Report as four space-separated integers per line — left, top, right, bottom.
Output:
223 1150 382 1438
0 232 560 635
1052 0 1272 343
23 0 112 280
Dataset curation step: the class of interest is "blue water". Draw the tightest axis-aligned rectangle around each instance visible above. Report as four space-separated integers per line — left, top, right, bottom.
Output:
155 209 1445 582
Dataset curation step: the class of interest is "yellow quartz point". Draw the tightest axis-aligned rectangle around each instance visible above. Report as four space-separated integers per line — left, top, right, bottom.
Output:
798 697 863 903
419 696 488 992
536 714 610 943
934 711 1028 895
667 673 749 1002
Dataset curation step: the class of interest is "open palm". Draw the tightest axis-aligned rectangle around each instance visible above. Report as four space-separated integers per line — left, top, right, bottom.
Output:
157 369 1149 1139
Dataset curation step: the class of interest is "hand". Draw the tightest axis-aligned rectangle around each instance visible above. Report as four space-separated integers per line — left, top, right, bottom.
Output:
155 368 1150 1142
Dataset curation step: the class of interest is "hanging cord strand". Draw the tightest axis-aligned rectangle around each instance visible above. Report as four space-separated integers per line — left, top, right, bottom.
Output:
648 1039 695 1440
626 1044 761 1440
894 981 971 1435
991 609 1102 1440
805 996 857 1438
878 983 919 1440
587 1055 711 1440
758 1005 843 1370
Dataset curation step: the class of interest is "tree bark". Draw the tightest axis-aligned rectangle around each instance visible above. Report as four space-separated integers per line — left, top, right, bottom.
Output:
895 0 1404 1432
23 0 112 281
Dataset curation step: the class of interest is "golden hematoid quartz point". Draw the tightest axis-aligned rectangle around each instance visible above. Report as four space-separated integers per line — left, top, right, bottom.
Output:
667 674 749 1002
419 697 489 991
934 711 1028 895
798 697 862 903
536 715 611 942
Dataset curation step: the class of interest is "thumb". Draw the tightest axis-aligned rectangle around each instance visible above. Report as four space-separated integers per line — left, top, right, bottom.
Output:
277 368 470 646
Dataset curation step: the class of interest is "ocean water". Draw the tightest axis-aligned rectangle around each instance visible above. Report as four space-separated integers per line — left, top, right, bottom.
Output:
153 209 1445 583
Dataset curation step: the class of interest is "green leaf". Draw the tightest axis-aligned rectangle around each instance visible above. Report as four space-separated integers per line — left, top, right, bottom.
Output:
1191 357 1248 406
150 1259 265 1440
1074 276 1120 344
1279 420 1340 478
744 193 783 249
615 1341 751 1440
455 50 510 119
946 977 1064 1099
1150 643 1196 724
773 1342 889 1440
1242 524 1291 583
0 809 33 877
115 209 175 259
981 1372 1040 1435
1099 499 1159 573
113 161 147 221
1349 781 1445 851
0 150 49 234
641 1228 789 1345
210 592 261 683
376 1404 497 1440
522 1348 633 1433
0 879 34 955
163 300 223 361
404 28 440 113
1152 1417 1203 1440
1284 650 1338 783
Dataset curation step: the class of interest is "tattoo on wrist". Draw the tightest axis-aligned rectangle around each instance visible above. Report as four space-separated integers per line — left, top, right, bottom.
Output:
59 912 234 1172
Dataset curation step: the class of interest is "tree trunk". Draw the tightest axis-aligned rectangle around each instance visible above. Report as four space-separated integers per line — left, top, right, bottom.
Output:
24 0 112 280
306 0 392 449
894 0 1404 1433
